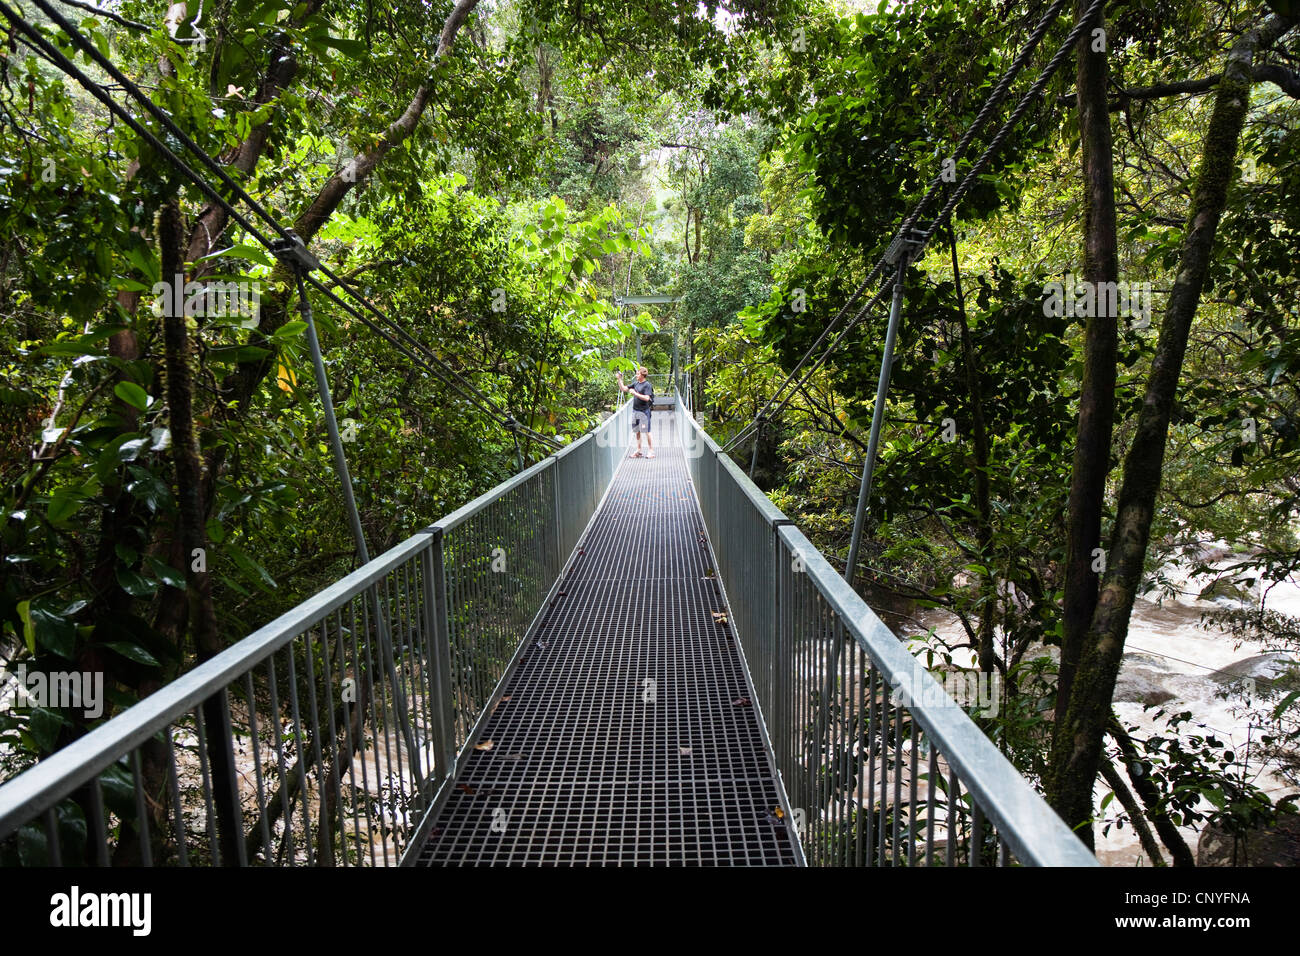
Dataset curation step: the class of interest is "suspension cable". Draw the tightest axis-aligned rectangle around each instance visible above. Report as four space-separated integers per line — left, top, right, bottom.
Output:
4 0 560 450
721 0 1102 453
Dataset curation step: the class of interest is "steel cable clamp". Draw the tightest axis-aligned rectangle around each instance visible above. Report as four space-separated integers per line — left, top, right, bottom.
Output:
270 229 321 273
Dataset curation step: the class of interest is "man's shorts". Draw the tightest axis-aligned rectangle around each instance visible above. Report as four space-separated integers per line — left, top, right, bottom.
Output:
632 410 651 433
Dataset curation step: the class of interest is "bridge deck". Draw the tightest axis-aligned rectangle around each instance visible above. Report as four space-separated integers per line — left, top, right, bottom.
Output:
417 415 799 865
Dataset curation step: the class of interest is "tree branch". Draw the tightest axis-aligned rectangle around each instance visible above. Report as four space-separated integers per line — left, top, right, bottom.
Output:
1058 62 1300 109
53 0 149 31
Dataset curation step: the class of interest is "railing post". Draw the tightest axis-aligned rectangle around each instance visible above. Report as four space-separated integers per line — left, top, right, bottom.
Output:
772 524 789 782
424 530 456 782
551 459 564 578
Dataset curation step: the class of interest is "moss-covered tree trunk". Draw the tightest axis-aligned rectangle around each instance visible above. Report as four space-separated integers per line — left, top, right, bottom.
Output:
1056 0 1120 728
1047 11 1296 844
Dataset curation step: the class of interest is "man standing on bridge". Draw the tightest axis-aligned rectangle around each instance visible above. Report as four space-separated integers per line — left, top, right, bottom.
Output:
617 367 655 459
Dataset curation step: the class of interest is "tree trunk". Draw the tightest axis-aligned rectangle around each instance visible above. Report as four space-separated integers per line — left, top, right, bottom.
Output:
1047 12 1296 843
1098 758 1166 866
1056 0 1120 728
160 201 242 865
949 226 997 673
1110 718 1196 865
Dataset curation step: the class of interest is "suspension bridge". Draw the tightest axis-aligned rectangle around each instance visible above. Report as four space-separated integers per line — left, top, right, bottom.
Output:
0 391 1095 866
0 0 1111 866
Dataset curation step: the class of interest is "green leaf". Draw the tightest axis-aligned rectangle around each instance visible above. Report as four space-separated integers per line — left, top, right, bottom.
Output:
127 466 171 512
196 243 275 268
47 486 82 523
113 381 151 411
103 642 160 666
205 517 226 544
1272 690 1300 720
271 321 307 342
227 542 277 589
17 599 34 654
26 707 68 753
23 598 78 659
39 340 106 359
145 556 186 590
115 566 157 598
117 438 148 462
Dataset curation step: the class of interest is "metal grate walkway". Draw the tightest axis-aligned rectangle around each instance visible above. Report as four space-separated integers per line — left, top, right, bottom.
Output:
417 414 800 865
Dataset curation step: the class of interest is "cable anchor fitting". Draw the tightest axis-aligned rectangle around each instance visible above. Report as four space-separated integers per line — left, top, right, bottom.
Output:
885 225 928 266
270 229 321 274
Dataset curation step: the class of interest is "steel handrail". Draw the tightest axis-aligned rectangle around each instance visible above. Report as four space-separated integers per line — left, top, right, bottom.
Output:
0 533 434 838
674 390 1097 867
0 401 634 861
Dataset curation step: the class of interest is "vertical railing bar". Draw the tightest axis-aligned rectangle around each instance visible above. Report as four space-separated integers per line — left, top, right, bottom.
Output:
265 652 294 866
426 534 455 783
219 688 248 866
908 718 919 867
892 691 903 866
44 805 61 867
853 641 866 868
838 613 850 864
89 774 109 866
283 646 314 866
242 671 273 865
971 800 985 868
398 554 427 811
302 622 331 865
456 521 470 736
404 555 428 833
194 705 219 866
818 597 831 864
926 745 937 867
837 613 847 868
946 766 959 867
359 588 388 865
376 570 403 825
325 608 356 868
361 582 391 864
376 569 404 857
163 730 190 866
374 557 422 828
864 664 877 866
877 679 890 867
346 599 377 867
402 554 431 817
130 747 152 866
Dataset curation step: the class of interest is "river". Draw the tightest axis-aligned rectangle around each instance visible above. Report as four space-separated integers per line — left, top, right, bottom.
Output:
909 544 1299 866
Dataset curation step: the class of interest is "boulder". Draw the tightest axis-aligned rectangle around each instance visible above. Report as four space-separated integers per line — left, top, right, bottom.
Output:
1114 666 1177 707
1197 811 1300 866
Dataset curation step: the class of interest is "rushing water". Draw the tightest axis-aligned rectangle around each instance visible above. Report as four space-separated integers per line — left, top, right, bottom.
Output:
907 546 1300 866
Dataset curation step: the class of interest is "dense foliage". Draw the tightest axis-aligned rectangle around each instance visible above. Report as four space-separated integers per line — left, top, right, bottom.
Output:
1 0 1297 864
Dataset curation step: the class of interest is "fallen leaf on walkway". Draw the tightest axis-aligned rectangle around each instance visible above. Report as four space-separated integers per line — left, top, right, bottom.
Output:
711 612 728 624
773 806 785 820
474 740 495 751
733 697 751 707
